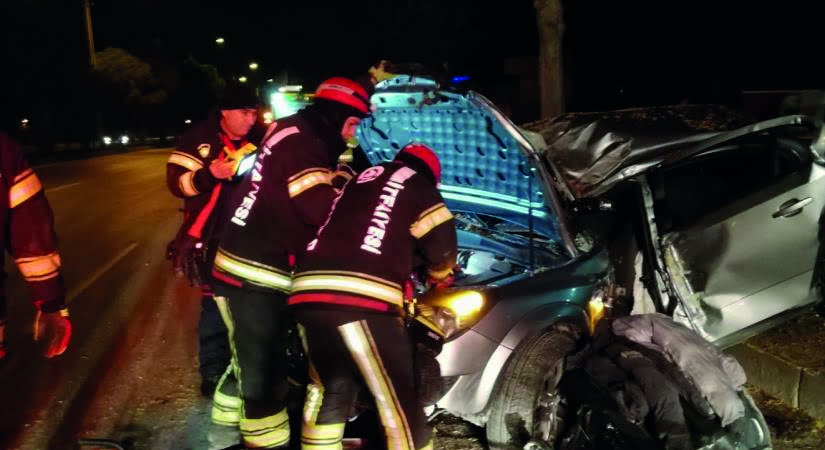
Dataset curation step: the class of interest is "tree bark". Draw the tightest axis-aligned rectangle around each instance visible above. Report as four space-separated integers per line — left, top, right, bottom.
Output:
534 0 565 118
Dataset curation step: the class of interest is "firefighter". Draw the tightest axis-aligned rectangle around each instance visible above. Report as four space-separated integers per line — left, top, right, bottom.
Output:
165 82 264 397
210 77 372 448
289 143 457 450
0 131 71 362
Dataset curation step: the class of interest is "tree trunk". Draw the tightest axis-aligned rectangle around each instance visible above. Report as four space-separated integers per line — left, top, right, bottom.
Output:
534 0 565 118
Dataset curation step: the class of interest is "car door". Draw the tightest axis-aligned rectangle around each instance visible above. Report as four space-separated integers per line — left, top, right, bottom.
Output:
648 132 825 346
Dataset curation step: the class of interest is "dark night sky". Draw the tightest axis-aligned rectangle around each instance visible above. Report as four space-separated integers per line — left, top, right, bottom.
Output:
1 0 823 134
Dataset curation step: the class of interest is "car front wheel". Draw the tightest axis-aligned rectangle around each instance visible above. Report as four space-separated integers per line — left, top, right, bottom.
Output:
485 322 582 450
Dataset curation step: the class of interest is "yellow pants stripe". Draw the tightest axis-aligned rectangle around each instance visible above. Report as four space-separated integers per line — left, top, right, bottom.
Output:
301 422 345 449
241 408 289 448
339 321 414 450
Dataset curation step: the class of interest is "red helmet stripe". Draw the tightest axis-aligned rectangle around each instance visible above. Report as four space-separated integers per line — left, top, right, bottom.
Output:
315 78 370 114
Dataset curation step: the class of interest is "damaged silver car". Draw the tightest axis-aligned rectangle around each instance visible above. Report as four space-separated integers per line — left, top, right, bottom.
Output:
355 76 813 449
538 107 825 348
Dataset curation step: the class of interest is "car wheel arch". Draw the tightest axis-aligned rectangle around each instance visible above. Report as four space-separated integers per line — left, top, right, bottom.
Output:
483 316 587 449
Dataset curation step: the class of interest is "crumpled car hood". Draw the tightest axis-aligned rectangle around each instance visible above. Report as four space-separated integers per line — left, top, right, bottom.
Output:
356 76 574 255
526 105 819 199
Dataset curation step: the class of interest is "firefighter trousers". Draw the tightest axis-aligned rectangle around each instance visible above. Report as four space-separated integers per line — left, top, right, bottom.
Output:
199 289 231 386
216 285 292 448
294 308 433 450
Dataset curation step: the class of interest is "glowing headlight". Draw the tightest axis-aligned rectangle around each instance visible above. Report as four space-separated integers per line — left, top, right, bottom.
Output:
119 135 129 145
102 136 112 145
587 290 605 334
417 289 487 337
446 291 484 319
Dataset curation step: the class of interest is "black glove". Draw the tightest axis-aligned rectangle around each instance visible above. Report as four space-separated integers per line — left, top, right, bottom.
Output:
172 234 206 287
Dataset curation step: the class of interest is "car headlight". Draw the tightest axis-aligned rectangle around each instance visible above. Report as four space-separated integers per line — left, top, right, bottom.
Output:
418 289 486 338
103 136 112 145
587 289 606 334
443 290 484 326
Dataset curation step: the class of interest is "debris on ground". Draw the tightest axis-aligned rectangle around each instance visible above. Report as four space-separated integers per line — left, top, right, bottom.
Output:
748 386 825 450
431 413 486 450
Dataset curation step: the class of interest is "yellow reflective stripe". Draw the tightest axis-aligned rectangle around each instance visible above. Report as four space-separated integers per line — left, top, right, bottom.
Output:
212 383 241 426
168 151 204 171
339 321 414 450
410 204 453 239
14 168 33 183
292 274 403 306
215 296 243 427
178 171 199 196
214 249 292 291
240 408 289 448
215 296 235 336
301 422 344 448
288 169 331 198
15 252 61 281
9 171 43 208
303 383 325 427
297 270 402 289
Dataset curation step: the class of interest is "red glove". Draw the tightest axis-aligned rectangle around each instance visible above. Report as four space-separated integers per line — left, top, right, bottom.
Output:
427 273 455 291
34 308 72 358
425 263 459 291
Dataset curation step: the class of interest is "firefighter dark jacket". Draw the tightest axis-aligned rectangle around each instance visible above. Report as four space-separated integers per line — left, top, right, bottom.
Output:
212 107 351 294
0 132 66 313
166 115 264 242
289 160 458 313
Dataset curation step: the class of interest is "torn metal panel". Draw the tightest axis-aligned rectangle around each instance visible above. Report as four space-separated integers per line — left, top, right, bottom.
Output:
663 227 728 341
529 105 747 199
532 106 820 199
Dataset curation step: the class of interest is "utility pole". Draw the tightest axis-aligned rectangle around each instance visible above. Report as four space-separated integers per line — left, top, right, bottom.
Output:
83 0 102 150
83 0 96 68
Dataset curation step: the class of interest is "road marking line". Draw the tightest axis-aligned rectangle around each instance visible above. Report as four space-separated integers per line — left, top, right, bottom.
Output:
45 181 83 193
67 242 139 304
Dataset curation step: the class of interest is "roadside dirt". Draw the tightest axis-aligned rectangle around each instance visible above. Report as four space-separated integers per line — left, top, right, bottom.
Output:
749 386 825 450
746 313 825 372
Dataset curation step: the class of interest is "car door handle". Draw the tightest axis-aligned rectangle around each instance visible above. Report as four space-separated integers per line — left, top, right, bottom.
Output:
772 197 813 218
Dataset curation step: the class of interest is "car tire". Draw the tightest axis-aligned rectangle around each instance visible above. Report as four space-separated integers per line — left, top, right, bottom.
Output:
485 322 582 450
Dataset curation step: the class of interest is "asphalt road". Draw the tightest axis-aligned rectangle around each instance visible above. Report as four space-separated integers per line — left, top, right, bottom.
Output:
0 148 205 449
